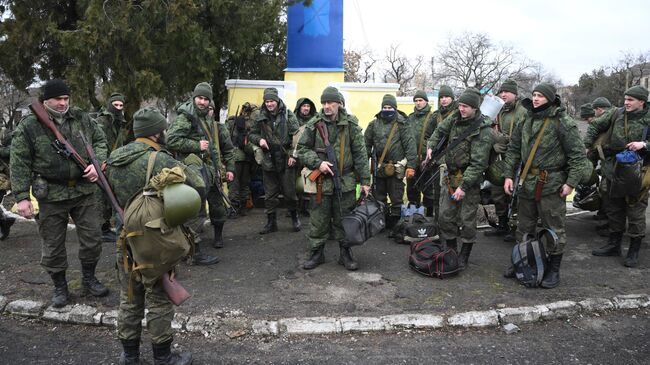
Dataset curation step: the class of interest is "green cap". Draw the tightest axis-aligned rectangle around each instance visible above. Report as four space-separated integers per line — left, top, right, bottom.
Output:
458 88 481 109
533 82 557 103
498 79 518 95
107 92 125 105
133 107 167 138
580 103 595 118
192 82 213 101
321 86 343 104
438 85 454 99
382 94 397 109
263 87 280 102
592 97 611 109
413 90 428 102
625 85 649 103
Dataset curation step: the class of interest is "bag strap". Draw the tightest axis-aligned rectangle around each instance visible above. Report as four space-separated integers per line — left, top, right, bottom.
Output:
378 121 398 165
439 117 484 158
417 111 433 159
530 241 546 283
338 126 346 175
519 118 550 186
212 121 222 170
145 151 159 187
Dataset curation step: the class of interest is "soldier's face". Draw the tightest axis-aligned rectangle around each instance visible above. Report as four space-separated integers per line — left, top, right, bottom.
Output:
594 107 606 117
499 91 516 104
458 103 476 119
265 100 278 112
439 96 452 107
44 95 70 112
532 92 548 108
414 98 427 110
194 96 210 110
624 96 644 112
300 104 311 116
322 101 340 118
111 101 124 110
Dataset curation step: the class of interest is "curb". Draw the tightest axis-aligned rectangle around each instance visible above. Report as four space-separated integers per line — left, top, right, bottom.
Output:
1 293 648 337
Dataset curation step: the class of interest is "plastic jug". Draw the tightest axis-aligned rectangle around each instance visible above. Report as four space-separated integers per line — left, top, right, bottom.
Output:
480 94 505 120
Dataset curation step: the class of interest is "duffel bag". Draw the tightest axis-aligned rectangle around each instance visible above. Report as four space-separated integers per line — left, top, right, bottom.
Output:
393 213 437 244
408 239 459 279
341 195 386 246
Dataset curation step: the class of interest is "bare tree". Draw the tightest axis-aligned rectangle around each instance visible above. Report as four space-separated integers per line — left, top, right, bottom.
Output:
381 44 423 95
343 48 377 83
0 73 29 130
434 32 533 92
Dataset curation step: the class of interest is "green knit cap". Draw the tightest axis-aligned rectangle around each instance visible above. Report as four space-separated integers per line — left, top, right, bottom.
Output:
498 79 518 95
580 103 595 118
592 97 611 108
263 87 280 102
532 82 556 103
382 94 397 109
133 107 167 138
321 86 343 104
413 90 428 102
107 92 125 105
438 85 454 99
458 88 481 109
625 85 649 103
192 82 213 101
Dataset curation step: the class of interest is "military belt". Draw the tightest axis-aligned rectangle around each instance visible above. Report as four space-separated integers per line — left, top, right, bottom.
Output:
47 178 78 187
529 167 564 176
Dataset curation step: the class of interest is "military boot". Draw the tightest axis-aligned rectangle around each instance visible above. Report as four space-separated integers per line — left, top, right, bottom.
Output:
211 222 224 249
119 339 140 365
192 242 220 266
592 232 623 256
458 242 474 271
259 213 278 234
49 271 69 308
152 340 192 365
300 199 310 217
303 246 325 270
81 262 109 297
624 237 642 268
290 210 301 232
446 238 458 252
101 222 117 242
0 215 16 241
484 215 510 237
338 242 358 271
541 254 563 289
238 200 248 217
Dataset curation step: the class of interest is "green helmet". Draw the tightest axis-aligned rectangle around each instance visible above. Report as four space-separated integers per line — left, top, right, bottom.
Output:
163 183 201 226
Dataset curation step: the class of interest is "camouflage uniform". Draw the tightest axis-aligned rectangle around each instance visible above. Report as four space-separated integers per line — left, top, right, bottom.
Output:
226 104 258 215
406 103 435 212
0 129 15 239
294 97 317 216
364 109 417 227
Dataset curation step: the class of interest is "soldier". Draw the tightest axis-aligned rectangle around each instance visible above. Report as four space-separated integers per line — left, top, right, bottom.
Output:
94 92 134 242
503 82 589 288
249 87 301 234
364 94 417 230
0 127 16 239
297 86 371 270
588 86 650 267
426 88 493 270
226 102 257 218
592 97 613 118
167 82 234 263
107 107 200 365
406 90 436 215
11 79 109 307
485 79 527 242
294 97 316 126
580 103 595 123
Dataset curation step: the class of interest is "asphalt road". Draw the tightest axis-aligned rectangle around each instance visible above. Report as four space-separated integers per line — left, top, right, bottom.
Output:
1 309 649 365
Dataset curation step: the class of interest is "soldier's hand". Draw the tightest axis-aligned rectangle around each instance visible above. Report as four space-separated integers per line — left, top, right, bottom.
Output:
452 187 465 201
226 171 235 182
559 184 574 198
361 185 371 197
504 178 514 196
288 157 297 167
259 139 269 150
493 142 508 154
405 168 416 179
199 140 209 152
82 164 98 183
319 161 334 175
17 199 33 219
626 141 646 151
426 148 432 161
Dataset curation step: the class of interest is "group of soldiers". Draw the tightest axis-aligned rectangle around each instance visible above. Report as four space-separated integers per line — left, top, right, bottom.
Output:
5 77 649 364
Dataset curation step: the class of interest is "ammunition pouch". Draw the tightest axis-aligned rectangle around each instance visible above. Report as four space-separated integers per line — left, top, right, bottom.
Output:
382 162 395 177
32 175 49 199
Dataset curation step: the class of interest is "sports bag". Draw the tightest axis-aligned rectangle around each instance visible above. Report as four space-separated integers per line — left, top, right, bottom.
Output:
408 239 459 279
393 213 437 244
341 195 385 246
611 150 642 199
511 228 558 288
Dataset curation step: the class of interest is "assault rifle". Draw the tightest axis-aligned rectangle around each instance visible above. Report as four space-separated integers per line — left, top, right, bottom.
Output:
29 101 123 223
371 146 378 195
315 122 342 213
414 135 448 191
507 162 523 221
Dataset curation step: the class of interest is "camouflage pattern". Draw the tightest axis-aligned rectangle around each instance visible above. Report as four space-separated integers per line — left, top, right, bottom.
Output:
0 128 12 190
405 104 436 209
297 108 370 251
226 107 257 207
438 178 480 244
10 106 108 203
517 194 567 255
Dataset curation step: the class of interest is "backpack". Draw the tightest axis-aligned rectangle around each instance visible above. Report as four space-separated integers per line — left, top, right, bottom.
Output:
511 228 558 288
341 196 385 246
408 239 459 279
393 213 437 244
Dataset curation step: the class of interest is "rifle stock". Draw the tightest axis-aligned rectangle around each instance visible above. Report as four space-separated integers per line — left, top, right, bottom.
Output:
415 135 447 191
315 122 343 212
507 162 523 221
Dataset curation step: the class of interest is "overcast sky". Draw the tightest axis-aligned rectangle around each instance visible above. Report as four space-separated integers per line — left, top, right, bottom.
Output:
343 0 650 86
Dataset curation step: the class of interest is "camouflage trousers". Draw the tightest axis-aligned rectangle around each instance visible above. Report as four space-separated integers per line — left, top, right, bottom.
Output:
516 194 566 255
607 189 648 238
262 168 298 214
406 165 440 218
228 161 252 205
376 176 405 217
116 252 173 345
38 194 102 273
307 191 356 252
438 185 480 244
94 189 113 228
187 187 227 236
490 183 511 217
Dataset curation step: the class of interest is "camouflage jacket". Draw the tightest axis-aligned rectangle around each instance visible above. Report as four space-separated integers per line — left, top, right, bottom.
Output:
430 100 458 132
167 101 236 181
364 110 417 172
427 111 493 191
93 108 134 154
495 98 527 138
106 139 206 208
297 109 370 194
582 107 620 149
407 104 435 163
226 111 255 163
504 98 589 198
10 106 108 203
249 100 300 171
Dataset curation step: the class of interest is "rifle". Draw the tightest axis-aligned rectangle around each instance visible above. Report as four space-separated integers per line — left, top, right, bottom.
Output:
507 162 523 222
414 135 448 191
29 101 123 223
371 147 378 195
315 122 343 214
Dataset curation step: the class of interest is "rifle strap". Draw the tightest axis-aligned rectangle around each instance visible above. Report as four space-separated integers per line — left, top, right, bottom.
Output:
417 111 433 160
338 127 346 175
378 121 398 166
212 121 222 170
519 118 550 186
135 137 161 151
436 117 484 164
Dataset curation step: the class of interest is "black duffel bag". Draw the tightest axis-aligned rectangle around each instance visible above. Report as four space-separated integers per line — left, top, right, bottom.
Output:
341 195 386 246
393 213 437 244
611 150 643 199
408 239 459 279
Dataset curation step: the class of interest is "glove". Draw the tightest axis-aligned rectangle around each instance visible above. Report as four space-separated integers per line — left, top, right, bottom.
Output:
493 142 508 154
405 168 416 179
